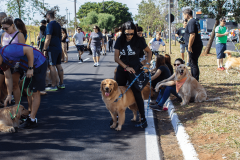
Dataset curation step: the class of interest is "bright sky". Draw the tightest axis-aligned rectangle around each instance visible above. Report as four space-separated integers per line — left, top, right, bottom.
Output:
1 0 141 25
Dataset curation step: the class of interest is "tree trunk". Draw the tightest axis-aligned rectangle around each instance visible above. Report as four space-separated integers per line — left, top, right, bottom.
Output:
203 20 219 55
17 0 21 19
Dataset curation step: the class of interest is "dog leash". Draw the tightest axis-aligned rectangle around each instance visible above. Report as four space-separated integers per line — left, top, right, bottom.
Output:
9 77 33 120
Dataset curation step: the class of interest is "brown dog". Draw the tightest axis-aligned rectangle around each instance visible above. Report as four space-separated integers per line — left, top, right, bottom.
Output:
176 64 207 106
0 105 29 132
101 79 139 131
224 50 240 74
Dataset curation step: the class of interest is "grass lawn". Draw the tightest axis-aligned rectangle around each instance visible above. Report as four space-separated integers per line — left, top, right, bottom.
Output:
162 41 240 160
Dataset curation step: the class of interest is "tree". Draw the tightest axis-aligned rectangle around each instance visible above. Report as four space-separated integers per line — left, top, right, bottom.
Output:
5 0 46 20
77 1 132 28
80 11 115 31
178 0 240 54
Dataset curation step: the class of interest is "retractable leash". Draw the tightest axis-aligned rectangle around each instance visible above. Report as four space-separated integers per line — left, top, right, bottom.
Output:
9 77 33 120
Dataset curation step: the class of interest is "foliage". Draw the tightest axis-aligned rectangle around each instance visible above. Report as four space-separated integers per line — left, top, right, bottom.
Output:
77 1 132 28
4 0 46 20
80 11 115 32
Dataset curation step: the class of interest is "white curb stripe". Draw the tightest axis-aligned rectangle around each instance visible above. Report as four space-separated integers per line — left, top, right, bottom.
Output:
145 100 161 160
166 99 199 160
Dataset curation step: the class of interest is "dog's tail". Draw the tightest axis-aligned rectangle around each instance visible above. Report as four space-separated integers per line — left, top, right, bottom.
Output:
224 50 232 58
205 97 221 102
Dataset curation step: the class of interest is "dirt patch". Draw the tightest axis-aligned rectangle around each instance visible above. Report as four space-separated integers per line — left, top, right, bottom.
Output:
154 110 184 160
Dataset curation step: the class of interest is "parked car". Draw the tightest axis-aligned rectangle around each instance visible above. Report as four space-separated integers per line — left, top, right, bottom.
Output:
201 32 210 40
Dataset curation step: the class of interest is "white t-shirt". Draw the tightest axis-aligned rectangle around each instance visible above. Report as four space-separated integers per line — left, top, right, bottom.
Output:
73 32 84 45
149 38 165 51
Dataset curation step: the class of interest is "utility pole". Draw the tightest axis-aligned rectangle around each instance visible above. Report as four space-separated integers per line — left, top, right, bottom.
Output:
168 0 171 54
66 8 68 34
74 0 77 30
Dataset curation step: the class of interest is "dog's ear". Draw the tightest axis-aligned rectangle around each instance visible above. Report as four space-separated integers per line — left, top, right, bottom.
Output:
100 80 105 92
113 80 118 91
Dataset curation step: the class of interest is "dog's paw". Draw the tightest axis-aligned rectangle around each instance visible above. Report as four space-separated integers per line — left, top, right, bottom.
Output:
110 124 116 129
115 126 122 131
180 102 187 106
4 127 15 133
131 118 137 122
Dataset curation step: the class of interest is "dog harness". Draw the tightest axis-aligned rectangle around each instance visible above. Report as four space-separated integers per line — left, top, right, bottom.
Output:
176 77 187 93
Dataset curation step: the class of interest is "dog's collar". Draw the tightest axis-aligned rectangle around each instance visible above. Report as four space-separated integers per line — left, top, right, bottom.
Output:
114 94 123 102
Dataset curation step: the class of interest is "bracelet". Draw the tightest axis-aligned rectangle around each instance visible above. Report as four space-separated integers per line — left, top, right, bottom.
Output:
124 66 129 71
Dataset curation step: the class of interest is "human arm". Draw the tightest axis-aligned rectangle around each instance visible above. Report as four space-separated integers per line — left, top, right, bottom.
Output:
62 33 67 41
155 73 176 87
43 35 52 57
142 46 152 71
151 69 161 81
1 32 5 47
216 32 229 37
101 38 104 48
87 38 92 49
3 68 13 107
175 34 179 37
23 46 34 78
188 33 195 52
155 80 176 92
114 49 135 74
18 32 26 44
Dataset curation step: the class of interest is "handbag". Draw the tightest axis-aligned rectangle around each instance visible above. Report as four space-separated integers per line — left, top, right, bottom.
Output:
125 46 149 91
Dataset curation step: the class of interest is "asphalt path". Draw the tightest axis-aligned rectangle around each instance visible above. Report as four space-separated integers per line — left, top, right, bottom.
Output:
202 40 239 52
0 47 147 160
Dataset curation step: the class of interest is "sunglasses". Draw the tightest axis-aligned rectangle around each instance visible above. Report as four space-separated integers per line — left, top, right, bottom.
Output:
174 63 181 66
78 29 81 30
2 26 11 31
125 33 134 36
222 21 226 22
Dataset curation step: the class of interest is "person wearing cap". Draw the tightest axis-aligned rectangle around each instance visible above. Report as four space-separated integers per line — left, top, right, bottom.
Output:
43 10 65 91
0 43 47 128
40 20 47 27
0 12 7 46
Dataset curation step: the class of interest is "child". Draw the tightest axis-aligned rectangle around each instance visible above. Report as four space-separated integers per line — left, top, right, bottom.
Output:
0 43 47 128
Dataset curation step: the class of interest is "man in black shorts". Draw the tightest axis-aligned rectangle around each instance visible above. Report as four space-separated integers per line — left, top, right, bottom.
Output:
73 27 85 63
43 10 65 91
183 8 203 81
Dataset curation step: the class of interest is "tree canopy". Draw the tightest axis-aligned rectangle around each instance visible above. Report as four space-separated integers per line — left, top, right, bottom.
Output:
77 1 132 28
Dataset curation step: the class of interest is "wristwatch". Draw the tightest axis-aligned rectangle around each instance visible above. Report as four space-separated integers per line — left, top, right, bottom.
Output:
28 67 34 70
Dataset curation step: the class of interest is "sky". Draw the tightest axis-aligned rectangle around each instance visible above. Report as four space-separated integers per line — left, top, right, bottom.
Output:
0 0 142 25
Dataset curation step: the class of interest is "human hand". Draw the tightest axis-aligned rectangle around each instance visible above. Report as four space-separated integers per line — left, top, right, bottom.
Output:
155 83 162 92
225 32 229 36
126 67 135 74
26 69 33 78
43 51 48 57
4 95 12 107
188 47 193 53
141 64 150 73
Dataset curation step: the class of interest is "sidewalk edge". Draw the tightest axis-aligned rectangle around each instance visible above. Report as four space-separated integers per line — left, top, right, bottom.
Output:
166 99 199 160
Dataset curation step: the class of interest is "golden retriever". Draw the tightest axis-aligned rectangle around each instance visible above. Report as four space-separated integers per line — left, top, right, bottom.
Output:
176 64 207 106
101 79 139 131
0 105 29 132
224 50 240 74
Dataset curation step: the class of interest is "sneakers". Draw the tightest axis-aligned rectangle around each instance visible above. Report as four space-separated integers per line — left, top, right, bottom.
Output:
217 67 225 71
19 117 38 129
79 59 83 63
135 118 148 128
93 63 97 67
57 84 65 89
150 105 164 111
45 86 58 91
186 62 190 67
97 62 100 66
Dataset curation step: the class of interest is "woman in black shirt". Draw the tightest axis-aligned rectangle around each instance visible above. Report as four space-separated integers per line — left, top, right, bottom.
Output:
114 21 152 128
151 55 171 88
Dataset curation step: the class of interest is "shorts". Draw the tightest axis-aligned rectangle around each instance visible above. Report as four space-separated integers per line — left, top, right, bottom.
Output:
180 44 186 53
91 46 101 57
24 60 47 92
216 43 226 59
0 66 24 78
76 45 84 52
47 50 62 66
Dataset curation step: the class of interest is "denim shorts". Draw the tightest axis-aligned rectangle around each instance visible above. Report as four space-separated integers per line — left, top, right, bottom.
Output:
216 43 226 59
180 44 186 53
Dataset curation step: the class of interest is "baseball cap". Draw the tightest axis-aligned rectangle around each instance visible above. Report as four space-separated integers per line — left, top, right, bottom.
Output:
44 10 55 18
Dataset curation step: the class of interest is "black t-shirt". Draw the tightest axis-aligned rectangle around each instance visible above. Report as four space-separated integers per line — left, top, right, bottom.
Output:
152 65 171 88
166 63 173 75
107 34 113 42
176 27 185 38
114 37 147 70
184 18 203 47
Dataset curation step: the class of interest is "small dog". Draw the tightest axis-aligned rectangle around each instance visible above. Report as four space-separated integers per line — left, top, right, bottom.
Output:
0 105 29 132
224 50 240 74
101 79 139 131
